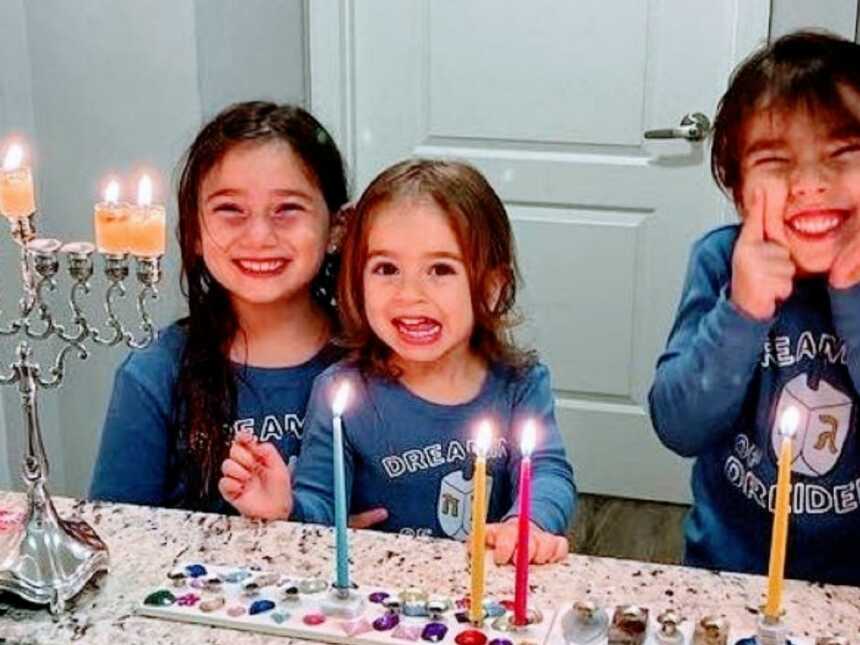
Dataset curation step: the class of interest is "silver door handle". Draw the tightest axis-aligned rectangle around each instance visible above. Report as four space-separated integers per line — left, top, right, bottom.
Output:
644 112 711 142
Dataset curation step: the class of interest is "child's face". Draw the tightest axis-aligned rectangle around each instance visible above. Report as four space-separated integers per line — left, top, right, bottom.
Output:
362 198 477 373
739 95 860 274
198 141 331 309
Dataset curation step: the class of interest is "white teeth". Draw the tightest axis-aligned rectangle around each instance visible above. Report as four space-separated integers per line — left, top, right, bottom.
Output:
399 317 427 325
790 216 841 235
237 259 285 272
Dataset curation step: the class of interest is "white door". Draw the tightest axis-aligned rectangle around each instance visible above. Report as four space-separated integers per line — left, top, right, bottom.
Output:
310 1 770 503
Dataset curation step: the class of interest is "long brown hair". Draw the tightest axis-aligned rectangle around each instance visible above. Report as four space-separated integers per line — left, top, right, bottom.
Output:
337 158 534 378
711 30 860 202
174 101 348 508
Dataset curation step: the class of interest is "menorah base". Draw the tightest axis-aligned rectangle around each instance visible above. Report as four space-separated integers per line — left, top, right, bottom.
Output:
0 480 109 613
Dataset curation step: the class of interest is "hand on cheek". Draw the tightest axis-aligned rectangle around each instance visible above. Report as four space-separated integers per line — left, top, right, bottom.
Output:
484 518 569 565
731 186 795 320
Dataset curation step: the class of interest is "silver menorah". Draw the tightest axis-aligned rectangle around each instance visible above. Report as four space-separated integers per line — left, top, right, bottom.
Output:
0 211 162 613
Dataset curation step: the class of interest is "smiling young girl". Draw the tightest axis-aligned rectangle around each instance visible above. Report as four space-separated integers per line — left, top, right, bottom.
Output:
89 102 349 512
221 159 576 564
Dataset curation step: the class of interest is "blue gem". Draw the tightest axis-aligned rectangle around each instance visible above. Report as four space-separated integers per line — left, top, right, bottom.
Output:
185 564 207 578
249 599 276 615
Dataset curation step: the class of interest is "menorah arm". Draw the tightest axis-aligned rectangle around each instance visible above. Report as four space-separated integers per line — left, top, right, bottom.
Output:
23 273 58 340
90 278 129 347
126 284 158 350
36 340 88 389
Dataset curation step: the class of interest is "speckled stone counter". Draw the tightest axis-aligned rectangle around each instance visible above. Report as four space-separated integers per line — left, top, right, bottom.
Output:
1 492 858 644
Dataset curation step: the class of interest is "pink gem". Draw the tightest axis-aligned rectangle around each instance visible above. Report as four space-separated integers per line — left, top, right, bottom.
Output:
227 605 246 617
176 593 200 607
303 613 326 626
339 618 372 637
392 624 422 641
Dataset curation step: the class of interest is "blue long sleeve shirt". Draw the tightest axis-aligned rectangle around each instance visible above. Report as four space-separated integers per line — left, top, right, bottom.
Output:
649 225 860 584
89 323 337 513
291 361 576 539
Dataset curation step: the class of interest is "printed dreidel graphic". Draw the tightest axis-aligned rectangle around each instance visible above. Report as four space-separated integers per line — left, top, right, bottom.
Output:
437 469 493 541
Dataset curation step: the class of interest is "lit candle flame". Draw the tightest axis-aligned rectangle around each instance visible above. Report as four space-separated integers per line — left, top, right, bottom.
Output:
332 381 351 417
521 420 537 457
780 406 800 438
475 420 494 458
137 174 153 206
104 179 120 204
3 144 23 172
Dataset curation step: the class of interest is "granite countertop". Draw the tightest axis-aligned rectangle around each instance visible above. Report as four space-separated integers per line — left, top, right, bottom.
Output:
1 491 858 644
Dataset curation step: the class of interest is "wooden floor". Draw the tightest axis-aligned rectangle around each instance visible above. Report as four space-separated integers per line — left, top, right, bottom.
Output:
570 494 689 564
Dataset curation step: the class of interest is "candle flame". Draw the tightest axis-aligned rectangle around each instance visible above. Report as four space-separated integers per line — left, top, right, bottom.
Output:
104 180 120 204
475 420 494 458
3 144 23 172
332 381 351 417
137 174 153 206
521 420 537 457
780 406 800 438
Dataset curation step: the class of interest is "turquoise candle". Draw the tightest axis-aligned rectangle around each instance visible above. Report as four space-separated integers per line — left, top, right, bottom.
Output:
332 383 351 591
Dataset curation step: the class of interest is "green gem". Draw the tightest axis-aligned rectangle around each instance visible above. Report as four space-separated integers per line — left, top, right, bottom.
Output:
271 611 289 624
144 589 176 606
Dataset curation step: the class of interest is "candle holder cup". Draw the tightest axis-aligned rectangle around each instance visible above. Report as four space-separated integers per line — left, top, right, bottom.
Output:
0 208 163 613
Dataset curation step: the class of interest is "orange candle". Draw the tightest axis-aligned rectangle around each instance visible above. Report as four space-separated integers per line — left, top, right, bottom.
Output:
469 421 493 625
0 143 36 219
765 406 799 619
94 179 131 255
128 174 166 257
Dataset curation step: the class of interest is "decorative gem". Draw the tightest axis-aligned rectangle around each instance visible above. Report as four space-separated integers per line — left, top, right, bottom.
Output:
392 624 422 641
249 599 276 615
373 612 400 631
500 600 515 611
421 622 449 642
253 572 280 587
303 613 326 626
144 590 176 607
224 570 251 583
282 585 300 601
184 564 207 578
271 611 289 624
226 605 246 617
339 618 373 637
369 591 390 603
176 593 200 607
454 630 488 645
199 596 226 613
383 597 403 613
455 611 471 624
242 581 260 597
488 640 513 645
483 600 505 618
561 601 609 644
167 569 186 588
190 578 206 590
204 576 223 592
299 578 328 594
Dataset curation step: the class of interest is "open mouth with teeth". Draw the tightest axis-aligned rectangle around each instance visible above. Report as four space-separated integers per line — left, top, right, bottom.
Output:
393 316 442 345
786 210 848 240
233 258 289 277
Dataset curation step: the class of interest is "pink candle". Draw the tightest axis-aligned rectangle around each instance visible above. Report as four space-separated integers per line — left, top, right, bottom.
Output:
513 420 536 626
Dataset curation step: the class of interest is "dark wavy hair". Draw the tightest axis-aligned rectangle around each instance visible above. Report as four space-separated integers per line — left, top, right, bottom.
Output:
336 158 534 379
174 101 348 508
711 30 860 203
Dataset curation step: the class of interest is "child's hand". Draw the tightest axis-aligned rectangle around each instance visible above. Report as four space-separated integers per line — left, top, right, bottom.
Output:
348 507 389 529
731 187 795 320
218 433 293 520
484 518 569 565
830 216 860 289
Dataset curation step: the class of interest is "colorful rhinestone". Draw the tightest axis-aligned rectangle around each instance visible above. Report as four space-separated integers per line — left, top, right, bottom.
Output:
303 612 326 626
454 630 488 645
184 564 207 578
143 590 176 607
421 622 449 642
249 599 275 615
369 591 390 604
373 612 400 631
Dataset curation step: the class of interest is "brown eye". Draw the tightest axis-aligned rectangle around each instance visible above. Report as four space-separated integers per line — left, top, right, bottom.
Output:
370 261 398 276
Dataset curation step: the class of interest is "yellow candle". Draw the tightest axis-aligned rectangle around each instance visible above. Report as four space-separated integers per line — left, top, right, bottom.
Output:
765 406 799 619
128 174 166 257
94 180 131 255
0 143 36 219
469 421 493 625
